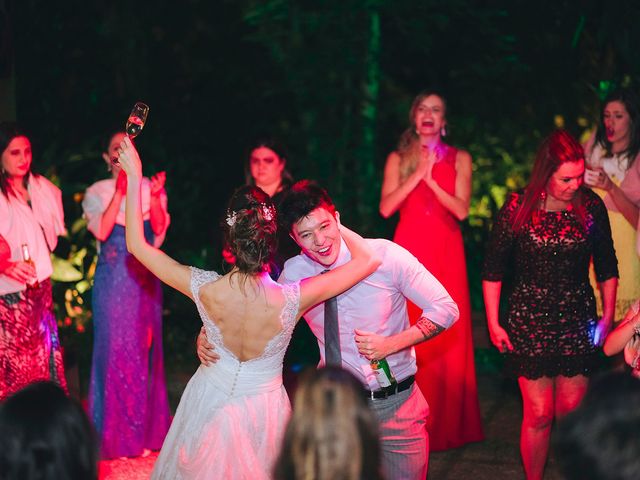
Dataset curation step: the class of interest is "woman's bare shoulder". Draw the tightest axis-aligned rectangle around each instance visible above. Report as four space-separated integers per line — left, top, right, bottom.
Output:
454 148 472 165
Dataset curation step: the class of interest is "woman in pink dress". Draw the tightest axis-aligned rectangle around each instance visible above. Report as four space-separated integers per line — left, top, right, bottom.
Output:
379 91 483 451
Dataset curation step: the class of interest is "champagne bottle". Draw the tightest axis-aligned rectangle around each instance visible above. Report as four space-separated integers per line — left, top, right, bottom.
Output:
21 244 39 289
371 358 397 388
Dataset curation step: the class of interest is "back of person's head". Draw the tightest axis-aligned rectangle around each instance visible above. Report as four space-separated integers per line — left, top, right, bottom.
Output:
223 185 278 274
273 367 383 480
556 372 640 480
278 180 336 235
0 381 98 480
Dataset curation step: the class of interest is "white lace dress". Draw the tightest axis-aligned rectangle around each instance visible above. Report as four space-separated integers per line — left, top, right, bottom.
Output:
151 267 300 480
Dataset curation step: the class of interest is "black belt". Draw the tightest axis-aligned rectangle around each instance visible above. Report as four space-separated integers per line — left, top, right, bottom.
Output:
367 375 415 400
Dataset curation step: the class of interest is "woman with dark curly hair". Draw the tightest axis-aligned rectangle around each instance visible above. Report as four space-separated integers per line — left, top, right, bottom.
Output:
482 129 619 480
115 136 381 479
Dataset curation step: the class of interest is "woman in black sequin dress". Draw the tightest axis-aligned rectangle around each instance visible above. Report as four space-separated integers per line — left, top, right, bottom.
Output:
482 130 618 480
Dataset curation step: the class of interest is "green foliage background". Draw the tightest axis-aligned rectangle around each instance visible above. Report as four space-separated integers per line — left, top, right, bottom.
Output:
3 0 640 389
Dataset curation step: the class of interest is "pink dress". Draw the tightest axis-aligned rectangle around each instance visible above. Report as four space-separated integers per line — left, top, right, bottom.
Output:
393 146 484 451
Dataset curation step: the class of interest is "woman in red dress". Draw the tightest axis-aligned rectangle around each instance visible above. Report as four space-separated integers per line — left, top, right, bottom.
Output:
379 91 483 451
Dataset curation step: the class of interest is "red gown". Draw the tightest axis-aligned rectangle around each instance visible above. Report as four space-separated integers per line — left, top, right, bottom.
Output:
393 146 484 451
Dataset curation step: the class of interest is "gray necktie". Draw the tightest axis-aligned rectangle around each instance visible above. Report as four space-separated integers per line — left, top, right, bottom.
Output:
322 269 341 366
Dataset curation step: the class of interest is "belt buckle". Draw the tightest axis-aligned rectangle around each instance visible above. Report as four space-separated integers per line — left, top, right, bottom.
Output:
369 376 412 400
371 385 393 400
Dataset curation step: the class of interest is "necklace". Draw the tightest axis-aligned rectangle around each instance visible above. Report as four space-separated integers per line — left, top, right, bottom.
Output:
543 192 571 212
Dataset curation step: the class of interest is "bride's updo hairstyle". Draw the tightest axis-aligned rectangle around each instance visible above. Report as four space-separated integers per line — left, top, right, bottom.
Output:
223 185 278 275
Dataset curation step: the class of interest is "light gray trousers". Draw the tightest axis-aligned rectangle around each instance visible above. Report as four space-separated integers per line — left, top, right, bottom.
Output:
368 384 430 480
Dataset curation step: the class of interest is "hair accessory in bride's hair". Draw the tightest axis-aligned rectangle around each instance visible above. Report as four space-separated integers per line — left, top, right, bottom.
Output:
226 202 275 227
226 210 237 227
262 204 276 222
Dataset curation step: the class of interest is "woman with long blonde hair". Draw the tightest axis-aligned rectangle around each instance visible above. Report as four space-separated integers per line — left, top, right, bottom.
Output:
379 90 483 451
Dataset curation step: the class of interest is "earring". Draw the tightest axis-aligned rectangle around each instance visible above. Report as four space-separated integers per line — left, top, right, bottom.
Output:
440 125 447 137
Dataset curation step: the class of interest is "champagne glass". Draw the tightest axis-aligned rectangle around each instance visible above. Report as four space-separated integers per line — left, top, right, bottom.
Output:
112 102 149 164
125 102 149 138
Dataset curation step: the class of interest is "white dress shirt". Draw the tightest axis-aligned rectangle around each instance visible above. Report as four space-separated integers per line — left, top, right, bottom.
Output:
280 237 458 390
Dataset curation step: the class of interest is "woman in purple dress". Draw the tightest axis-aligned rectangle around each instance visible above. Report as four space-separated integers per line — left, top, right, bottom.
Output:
82 131 171 458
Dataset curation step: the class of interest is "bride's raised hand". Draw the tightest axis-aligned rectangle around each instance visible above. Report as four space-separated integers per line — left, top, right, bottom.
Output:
117 136 143 181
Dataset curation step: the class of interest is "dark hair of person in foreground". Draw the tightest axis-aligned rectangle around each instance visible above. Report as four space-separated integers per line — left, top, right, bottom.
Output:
555 371 640 480
0 381 98 480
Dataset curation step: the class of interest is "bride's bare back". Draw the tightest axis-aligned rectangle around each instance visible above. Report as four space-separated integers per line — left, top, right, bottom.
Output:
198 271 290 362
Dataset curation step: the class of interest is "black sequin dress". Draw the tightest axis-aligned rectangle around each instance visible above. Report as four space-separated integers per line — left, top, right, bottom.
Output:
482 188 618 379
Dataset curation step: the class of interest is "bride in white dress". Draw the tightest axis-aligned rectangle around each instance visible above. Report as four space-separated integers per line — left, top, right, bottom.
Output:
116 137 381 480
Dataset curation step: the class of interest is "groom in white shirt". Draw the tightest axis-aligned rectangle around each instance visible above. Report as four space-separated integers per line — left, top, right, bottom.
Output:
199 180 458 479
